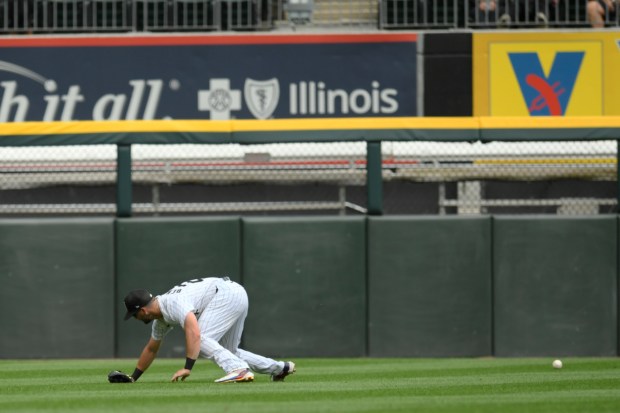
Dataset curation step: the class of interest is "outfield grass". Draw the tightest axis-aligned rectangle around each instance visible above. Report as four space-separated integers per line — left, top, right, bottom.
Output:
1 358 619 412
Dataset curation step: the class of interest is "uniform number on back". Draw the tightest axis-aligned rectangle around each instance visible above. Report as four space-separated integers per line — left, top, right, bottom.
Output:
164 278 205 295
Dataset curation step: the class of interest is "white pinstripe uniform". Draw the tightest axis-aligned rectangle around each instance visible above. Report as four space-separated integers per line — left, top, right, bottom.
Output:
152 277 286 375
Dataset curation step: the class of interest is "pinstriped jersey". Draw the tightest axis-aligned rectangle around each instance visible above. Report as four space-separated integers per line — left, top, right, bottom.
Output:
151 277 219 340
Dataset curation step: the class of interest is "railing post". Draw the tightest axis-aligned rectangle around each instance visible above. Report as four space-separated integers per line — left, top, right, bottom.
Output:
116 143 132 218
367 141 383 215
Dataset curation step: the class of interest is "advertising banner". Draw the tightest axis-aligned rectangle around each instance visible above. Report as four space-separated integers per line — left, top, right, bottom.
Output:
0 33 417 123
473 32 620 116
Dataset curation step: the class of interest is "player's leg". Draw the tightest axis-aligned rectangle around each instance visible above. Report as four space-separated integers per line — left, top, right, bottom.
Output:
214 307 287 376
197 279 250 373
234 349 296 381
215 282 296 381
235 348 294 377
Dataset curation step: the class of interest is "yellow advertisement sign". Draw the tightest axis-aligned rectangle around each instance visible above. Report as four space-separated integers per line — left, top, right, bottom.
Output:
474 32 620 116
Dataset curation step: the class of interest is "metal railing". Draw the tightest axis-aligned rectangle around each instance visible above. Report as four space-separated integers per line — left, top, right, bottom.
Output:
379 0 619 29
0 0 271 33
1 0 616 33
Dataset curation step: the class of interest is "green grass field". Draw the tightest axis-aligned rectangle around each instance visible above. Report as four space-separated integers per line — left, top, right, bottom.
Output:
1 358 620 413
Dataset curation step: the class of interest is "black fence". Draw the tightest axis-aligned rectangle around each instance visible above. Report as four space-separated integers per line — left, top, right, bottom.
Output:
0 0 271 33
1 0 616 33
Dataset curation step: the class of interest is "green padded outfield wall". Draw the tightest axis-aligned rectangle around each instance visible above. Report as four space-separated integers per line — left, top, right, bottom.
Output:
368 217 492 357
115 217 241 358
242 217 367 357
494 216 617 356
0 219 115 358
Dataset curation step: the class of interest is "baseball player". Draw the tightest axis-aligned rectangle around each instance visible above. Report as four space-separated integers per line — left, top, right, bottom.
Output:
121 276 295 383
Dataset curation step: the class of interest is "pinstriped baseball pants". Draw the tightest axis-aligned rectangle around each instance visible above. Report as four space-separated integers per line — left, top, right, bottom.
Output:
197 278 285 374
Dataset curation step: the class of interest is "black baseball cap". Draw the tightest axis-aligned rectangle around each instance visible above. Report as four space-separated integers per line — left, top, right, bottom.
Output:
123 289 153 320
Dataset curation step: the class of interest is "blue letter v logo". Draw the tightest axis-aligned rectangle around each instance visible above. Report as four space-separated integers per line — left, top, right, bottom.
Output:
508 52 584 116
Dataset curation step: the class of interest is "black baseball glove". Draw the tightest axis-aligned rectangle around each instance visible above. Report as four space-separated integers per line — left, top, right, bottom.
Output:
107 370 135 383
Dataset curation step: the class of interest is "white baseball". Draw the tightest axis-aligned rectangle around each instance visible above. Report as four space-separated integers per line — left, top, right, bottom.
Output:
552 359 563 369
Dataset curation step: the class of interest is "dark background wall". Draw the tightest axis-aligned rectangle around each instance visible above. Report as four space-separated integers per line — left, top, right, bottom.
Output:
493 216 618 356
0 216 617 359
242 217 367 357
422 32 473 116
368 216 492 357
0 218 115 358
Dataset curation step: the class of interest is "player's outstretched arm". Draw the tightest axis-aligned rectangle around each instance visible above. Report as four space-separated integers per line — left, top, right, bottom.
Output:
171 312 201 382
133 337 162 381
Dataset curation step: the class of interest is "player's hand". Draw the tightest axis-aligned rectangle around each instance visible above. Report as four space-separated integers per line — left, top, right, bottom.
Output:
171 368 191 382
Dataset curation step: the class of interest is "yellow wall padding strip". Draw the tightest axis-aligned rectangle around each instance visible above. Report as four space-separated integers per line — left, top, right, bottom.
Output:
0 117 480 136
478 116 620 130
0 116 618 136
